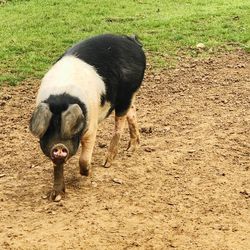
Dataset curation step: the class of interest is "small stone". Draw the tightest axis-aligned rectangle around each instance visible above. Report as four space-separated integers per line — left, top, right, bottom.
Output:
188 149 196 153
144 147 156 152
42 194 48 199
0 174 6 178
91 181 98 188
112 178 123 184
164 126 171 132
140 127 153 134
2 94 12 101
196 43 206 49
0 101 6 107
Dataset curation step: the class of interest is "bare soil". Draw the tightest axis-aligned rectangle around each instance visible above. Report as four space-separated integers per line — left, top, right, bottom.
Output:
0 50 249 250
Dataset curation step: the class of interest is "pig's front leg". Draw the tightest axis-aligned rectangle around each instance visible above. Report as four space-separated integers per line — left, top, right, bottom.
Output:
50 164 65 201
79 128 97 176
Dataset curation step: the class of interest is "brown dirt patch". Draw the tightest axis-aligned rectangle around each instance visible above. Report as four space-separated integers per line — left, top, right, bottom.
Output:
0 50 249 249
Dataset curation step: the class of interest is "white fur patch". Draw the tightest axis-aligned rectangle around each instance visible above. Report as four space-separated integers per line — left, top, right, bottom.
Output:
36 56 111 129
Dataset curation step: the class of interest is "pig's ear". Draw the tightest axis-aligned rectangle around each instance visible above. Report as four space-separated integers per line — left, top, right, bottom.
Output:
30 103 52 138
61 104 85 139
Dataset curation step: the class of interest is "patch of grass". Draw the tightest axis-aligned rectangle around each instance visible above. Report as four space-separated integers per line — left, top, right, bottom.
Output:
0 0 249 85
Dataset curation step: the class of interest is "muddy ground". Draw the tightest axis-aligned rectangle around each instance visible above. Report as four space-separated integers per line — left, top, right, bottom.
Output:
0 50 249 250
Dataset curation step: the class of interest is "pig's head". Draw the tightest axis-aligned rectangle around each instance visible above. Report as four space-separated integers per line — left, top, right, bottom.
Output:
30 101 86 165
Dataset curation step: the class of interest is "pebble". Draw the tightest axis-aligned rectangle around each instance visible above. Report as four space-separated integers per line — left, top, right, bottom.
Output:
196 43 206 49
164 126 171 132
41 194 48 199
140 127 153 134
0 101 6 107
144 147 156 152
188 149 196 153
154 75 161 80
2 94 12 101
91 181 98 188
112 178 123 184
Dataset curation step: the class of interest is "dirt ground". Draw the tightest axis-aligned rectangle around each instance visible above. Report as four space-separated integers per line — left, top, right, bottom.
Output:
0 50 249 250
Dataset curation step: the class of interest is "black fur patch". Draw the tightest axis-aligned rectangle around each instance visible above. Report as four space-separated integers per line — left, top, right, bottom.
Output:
39 93 87 158
63 34 146 116
44 93 87 116
100 93 106 106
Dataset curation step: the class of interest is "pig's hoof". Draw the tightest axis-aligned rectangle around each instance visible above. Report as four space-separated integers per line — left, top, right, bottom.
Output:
103 148 118 168
103 158 112 168
80 168 91 176
79 164 91 176
126 138 140 152
50 190 64 202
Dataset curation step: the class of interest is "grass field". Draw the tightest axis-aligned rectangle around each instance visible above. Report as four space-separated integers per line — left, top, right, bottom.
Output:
0 0 249 85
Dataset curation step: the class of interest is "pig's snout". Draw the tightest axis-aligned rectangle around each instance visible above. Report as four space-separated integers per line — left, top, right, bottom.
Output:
51 144 69 165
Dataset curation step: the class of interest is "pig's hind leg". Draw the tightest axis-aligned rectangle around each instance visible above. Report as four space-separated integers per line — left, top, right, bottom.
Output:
103 97 140 167
103 114 127 168
126 101 140 152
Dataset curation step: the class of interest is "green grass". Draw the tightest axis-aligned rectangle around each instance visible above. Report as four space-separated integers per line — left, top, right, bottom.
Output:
0 0 249 85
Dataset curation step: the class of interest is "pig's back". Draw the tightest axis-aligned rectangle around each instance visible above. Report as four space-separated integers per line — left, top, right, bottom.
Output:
64 34 146 115
64 34 146 85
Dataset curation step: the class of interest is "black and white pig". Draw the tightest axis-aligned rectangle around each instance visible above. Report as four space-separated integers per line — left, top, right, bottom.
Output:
30 34 146 201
